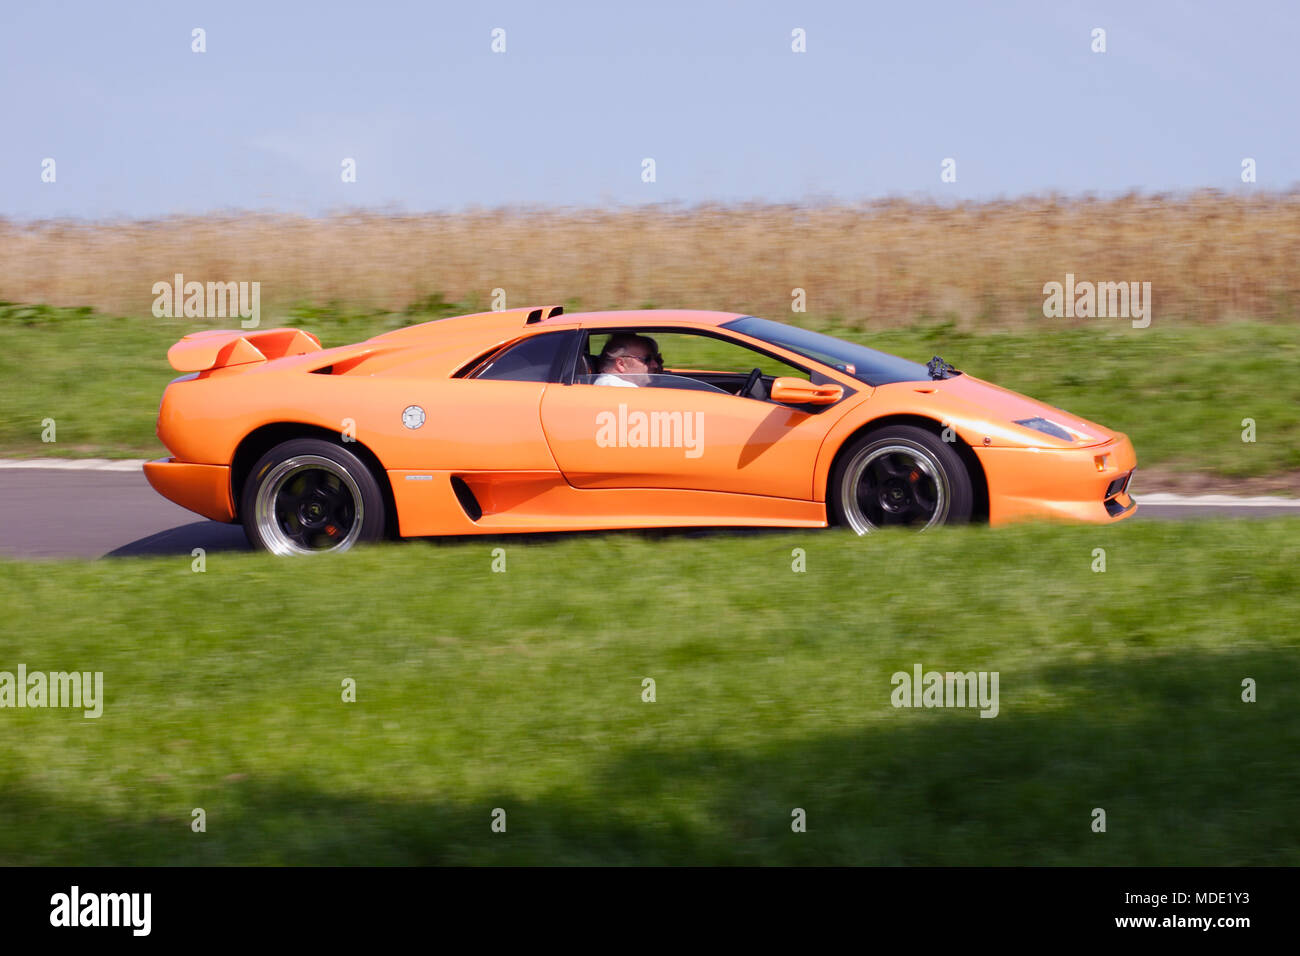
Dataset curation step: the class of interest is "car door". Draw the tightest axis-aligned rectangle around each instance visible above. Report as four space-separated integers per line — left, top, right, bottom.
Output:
539 329 843 500
379 329 575 473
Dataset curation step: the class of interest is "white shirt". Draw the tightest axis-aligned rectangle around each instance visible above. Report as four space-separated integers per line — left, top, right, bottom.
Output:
592 373 637 387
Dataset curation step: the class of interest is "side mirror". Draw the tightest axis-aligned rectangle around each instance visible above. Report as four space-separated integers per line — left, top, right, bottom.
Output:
770 378 843 406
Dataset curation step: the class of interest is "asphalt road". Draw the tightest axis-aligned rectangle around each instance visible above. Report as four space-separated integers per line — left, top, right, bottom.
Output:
2 462 1298 560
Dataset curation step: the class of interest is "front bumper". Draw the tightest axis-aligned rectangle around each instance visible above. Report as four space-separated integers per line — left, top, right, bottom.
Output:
975 434 1138 526
143 459 236 522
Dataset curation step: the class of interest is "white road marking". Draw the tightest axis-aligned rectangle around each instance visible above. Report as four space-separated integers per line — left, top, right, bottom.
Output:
1135 493 1300 508
0 458 147 472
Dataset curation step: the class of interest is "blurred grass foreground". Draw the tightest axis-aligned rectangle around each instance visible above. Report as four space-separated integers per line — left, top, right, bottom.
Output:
1 519 1297 864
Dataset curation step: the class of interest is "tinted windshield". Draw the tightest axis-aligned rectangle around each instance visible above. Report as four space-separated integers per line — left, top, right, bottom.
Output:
722 316 933 386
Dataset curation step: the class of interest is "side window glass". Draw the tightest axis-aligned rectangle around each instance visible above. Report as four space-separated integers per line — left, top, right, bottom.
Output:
577 372 729 394
472 333 568 382
653 333 809 381
582 330 809 396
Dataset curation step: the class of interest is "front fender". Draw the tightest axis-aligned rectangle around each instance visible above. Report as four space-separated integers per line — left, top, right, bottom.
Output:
811 383 995 501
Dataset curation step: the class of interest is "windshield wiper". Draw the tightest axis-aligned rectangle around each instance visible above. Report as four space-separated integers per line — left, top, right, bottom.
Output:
926 356 957 380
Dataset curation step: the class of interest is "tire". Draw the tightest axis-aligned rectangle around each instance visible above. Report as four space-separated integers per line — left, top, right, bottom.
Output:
829 425 973 533
240 438 386 555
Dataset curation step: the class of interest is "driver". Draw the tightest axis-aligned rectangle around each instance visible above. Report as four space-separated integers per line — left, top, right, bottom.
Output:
592 334 663 387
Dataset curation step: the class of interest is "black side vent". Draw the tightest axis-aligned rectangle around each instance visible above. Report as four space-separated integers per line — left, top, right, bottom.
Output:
526 309 543 324
310 365 334 375
450 476 482 521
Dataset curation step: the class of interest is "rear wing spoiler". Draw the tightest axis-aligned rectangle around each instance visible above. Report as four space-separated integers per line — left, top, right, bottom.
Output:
167 328 322 373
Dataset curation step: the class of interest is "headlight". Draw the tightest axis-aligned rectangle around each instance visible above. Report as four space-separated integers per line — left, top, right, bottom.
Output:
1014 417 1073 441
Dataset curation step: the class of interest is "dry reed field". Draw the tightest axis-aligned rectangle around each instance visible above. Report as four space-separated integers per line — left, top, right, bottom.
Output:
2 191 1298 327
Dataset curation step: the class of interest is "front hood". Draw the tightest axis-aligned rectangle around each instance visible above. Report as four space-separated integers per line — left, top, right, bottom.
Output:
923 373 1116 447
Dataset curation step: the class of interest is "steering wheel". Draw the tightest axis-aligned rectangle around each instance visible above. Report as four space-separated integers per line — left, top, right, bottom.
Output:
739 367 763 399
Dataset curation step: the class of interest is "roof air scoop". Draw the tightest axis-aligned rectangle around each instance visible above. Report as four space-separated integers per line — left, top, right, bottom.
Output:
525 305 564 324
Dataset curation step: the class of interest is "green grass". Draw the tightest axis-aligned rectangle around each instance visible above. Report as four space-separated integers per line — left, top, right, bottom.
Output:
1 301 1296 476
1 519 1296 865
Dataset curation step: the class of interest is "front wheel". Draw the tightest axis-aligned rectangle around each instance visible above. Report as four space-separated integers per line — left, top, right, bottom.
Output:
829 425 973 533
241 439 387 555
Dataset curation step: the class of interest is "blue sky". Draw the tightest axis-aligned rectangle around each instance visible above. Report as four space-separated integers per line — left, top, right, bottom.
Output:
2 0 1296 218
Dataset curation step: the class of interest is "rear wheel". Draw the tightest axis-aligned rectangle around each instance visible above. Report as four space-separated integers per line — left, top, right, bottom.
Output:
240 439 386 555
829 425 973 533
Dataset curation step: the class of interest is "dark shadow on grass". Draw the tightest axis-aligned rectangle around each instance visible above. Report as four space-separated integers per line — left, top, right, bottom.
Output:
2 650 1294 865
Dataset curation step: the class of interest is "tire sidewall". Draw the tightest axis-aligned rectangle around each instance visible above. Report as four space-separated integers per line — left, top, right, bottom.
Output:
829 425 973 531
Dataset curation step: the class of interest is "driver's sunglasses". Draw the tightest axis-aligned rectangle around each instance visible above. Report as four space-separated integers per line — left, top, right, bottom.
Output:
629 352 664 368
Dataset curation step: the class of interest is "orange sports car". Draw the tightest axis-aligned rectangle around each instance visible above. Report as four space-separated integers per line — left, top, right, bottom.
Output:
146 306 1137 555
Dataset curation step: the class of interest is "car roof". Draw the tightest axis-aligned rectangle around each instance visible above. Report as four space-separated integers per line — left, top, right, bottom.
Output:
535 309 746 329
332 308 756 379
